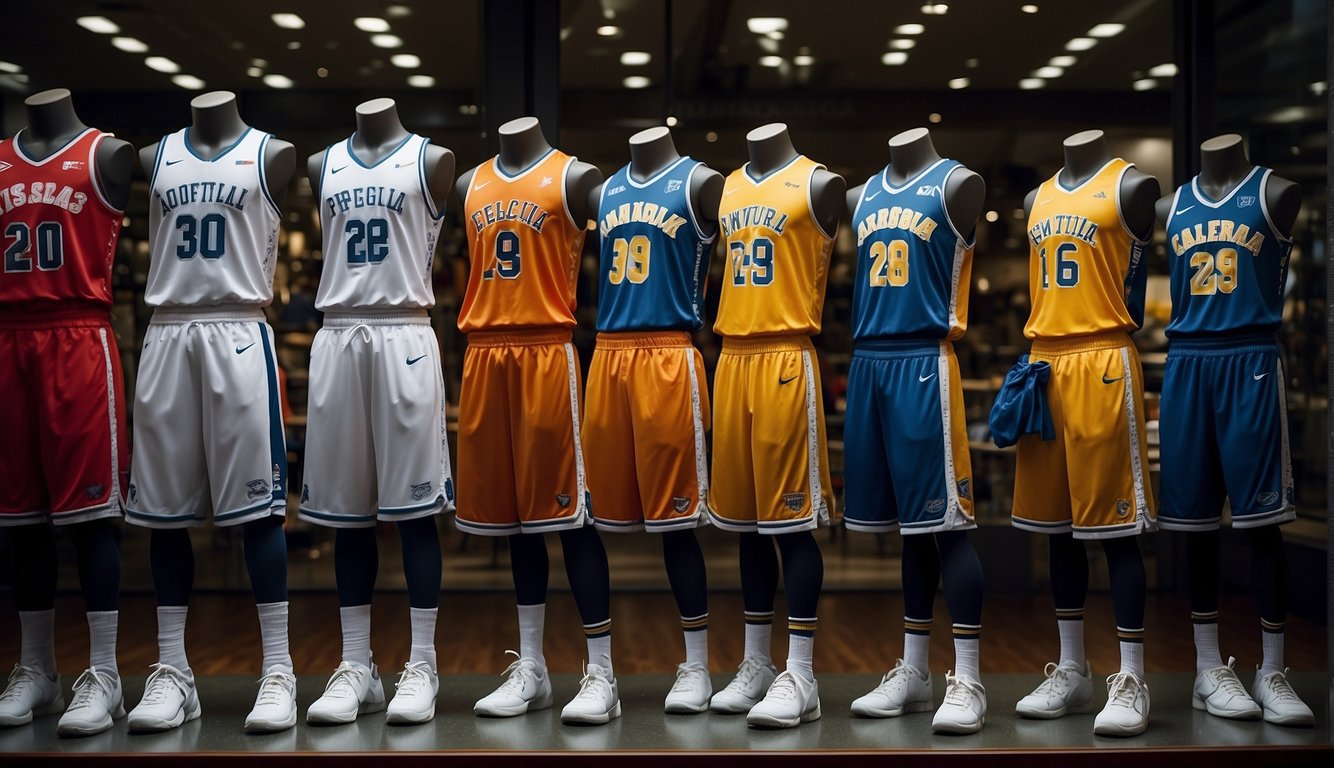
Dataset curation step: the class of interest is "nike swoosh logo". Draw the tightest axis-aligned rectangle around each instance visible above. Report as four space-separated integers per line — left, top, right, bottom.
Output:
918 373 936 383
778 375 798 385
1253 372 1269 380
865 190 881 202
331 165 348 174
1175 205 1195 215
164 159 184 166
724 189 738 196
396 161 416 168
474 181 491 190
406 354 427 365
1102 374 1124 384
235 343 256 355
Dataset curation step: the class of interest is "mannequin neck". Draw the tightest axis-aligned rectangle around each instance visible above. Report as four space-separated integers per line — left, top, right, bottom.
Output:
746 125 799 178
497 118 553 173
25 95 87 144
887 128 942 183
628 128 682 181
189 97 249 152
352 100 411 161
1060 131 1113 185
1198 135 1252 191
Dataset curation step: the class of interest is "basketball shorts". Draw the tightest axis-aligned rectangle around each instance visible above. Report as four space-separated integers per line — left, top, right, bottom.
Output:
1158 335 1294 531
1012 330 1156 539
843 340 974 535
298 313 453 528
454 329 590 536
0 310 128 527
707 336 835 534
583 331 710 533
126 309 286 529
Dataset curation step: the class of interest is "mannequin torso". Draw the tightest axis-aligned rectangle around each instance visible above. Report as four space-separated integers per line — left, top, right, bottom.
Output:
1154 133 1301 236
847 127 984 239
746 123 845 235
456 117 603 223
1024 130 1159 239
586 126 723 230
19 88 133 211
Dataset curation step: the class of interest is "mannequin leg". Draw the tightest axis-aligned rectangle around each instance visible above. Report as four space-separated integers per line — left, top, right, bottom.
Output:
1250 525 1288 675
150 528 194 675
1185 529 1224 671
559 525 613 674
398 517 441 669
66 520 120 675
662 530 708 666
242 516 290 673
509 532 550 668
937 531 984 682
334 527 378 668
739 531 780 661
774 530 823 681
1100 537 1147 678
900 534 940 675
1048 532 1089 668
9 524 59 676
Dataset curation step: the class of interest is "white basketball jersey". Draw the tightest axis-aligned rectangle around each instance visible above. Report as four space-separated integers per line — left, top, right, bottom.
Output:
146 128 281 307
315 134 444 312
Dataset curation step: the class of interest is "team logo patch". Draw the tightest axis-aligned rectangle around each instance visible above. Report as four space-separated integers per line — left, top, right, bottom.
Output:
784 181 802 189
607 184 626 196
84 483 105 499
128 483 138 504
924 498 946 514
301 484 310 503
782 493 806 511
666 179 683 193
957 478 972 501
672 496 691 513
556 493 572 508
1256 490 1280 507
272 464 283 494
1116 498 1131 517
62 160 85 171
916 184 941 197
539 176 554 188
234 159 256 166
1093 190 1108 199
410 482 433 501
246 479 270 500
444 478 455 503
1238 195 1257 208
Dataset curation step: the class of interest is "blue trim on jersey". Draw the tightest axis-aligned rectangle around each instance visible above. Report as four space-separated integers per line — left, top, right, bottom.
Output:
182 126 253 163
345 133 413 170
11 127 96 164
147 135 168 193
493 147 556 181
259 323 288 508
743 154 800 183
417 137 446 221
257 133 281 216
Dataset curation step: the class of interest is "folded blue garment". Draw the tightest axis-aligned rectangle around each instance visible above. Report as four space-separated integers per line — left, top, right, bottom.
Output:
988 355 1055 448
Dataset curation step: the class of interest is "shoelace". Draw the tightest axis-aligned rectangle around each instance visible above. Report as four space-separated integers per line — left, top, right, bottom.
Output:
1 665 42 702
1105 672 1142 708
67 669 112 708
1033 662 1076 696
573 664 611 702
321 662 367 699
140 664 188 705
670 664 707 693
725 657 769 692
395 663 433 696
877 660 918 693
1262 669 1300 703
764 671 799 703
495 651 539 696
255 670 295 706
942 673 981 708
1207 663 1249 699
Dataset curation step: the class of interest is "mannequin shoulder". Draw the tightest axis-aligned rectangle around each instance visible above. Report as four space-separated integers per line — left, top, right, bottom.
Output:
846 181 867 215
1264 173 1302 237
94 136 134 178
1119 166 1160 239
306 149 327 189
137 139 162 178
422 142 456 179
688 163 724 221
1154 191 1176 227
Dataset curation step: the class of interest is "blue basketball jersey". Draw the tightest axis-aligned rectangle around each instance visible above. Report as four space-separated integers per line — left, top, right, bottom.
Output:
851 159 973 341
1165 167 1293 337
595 157 714 332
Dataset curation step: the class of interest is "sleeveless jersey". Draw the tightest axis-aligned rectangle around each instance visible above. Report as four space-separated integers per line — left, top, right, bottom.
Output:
595 157 714 332
714 155 834 337
0 128 122 310
1165 167 1292 337
851 158 973 341
458 149 586 332
146 127 281 308
1023 158 1149 339
315 134 444 312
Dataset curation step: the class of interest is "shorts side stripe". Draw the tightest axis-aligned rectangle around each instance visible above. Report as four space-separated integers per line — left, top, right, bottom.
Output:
259 323 287 508
1120 346 1149 525
800 348 827 525
937 343 960 520
97 327 123 509
1276 356 1293 503
563 342 590 523
685 348 710 517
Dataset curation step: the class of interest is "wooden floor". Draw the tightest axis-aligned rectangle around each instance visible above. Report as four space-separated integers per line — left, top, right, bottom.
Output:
1 591 1324 678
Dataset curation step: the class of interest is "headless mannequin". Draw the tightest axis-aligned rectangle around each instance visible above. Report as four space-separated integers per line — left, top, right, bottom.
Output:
1154 133 1301 234
1024 130 1159 240
847 127 985 239
456 116 603 224
585 126 723 228
20 89 133 210
745 123 845 235
307 98 454 212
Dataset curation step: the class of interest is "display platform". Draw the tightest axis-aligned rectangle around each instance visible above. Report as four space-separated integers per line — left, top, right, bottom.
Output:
2 673 1330 766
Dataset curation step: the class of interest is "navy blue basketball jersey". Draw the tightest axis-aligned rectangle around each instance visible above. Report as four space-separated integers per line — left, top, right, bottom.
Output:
851 159 973 341
1165 167 1293 337
595 157 714 332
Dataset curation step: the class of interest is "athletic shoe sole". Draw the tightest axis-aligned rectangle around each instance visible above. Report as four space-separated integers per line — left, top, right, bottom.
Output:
1192 694 1261 720
128 699 201 734
851 698 932 718
57 700 124 738
746 702 822 729
561 700 622 725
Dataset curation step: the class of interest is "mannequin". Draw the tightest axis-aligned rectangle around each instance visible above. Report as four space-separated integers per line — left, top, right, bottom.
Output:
586 126 723 225
744 123 845 235
847 127 984 239
457 116 602 224
1154 133 1301 230
1024 130 1157 239
21 89 133 209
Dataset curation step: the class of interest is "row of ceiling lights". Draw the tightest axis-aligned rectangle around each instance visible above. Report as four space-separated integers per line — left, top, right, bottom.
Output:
269 13 435 89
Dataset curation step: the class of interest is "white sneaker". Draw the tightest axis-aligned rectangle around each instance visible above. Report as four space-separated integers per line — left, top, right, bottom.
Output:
56 668 123 737
245 666 297 733
1251 667 1314 727
560 663 620 725
932 672 986 734
307 660 387 724
1192 657 1260 720
746 670 821 729
664 662 712 714
709 656 777 714
386 661 438 724
1093 671 1150 737
850 659 933 718
1015 661 1094 719
474 651 553 717
127 663 201 733
0 665 63 727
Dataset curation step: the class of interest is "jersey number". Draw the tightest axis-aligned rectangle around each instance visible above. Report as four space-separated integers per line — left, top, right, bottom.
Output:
730 237 774 286
483 231 521 280
3 221 63 272
608 235 650 285
175 213 226 260
1038 242 1080 289
868 240 909 287
1189 248 1238 296
345 218 389 264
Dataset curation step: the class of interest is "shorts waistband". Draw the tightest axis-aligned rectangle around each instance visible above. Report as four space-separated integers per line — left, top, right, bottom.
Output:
467 328 572 348
323 310 431 327
1168 332 1277 354
721 335 815 355
150 307 267 324
854 338 948 358
0 307 111 329
1030 330 1132 357
596 330 693 350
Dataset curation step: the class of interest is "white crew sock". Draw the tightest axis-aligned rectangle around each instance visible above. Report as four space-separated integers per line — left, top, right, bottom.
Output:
742 611 773 661
903 616 932 674
682 614 708 667
953 624 981 682
785 632 815 681
1118 628 1145 679
1056 610 1085 669
339 604 372 669
257 601 292 673
586 632 613 678
1192 612 1224 672
19 609 57 678
157 605 191 675
517 603 546 668
86 610 118 676
1260 621 1285 676
409 607 438 670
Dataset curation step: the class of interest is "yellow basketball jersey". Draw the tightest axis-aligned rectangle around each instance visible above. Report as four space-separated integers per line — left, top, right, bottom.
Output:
714 156 835 337
1023 158 1149 339
459 149 586 332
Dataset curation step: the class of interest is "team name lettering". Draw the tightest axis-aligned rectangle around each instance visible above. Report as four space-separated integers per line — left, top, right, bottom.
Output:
1170 220 1265 258
720 205 789 238
325 185 407 217
1028 215 1098 248
598 201 687 238
1 182 87 215
856 206 938 246
470 199 549 234
157 182 249 216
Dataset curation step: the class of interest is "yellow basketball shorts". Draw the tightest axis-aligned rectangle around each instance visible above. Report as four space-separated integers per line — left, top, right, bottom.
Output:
707 336 836 534
1012 330 1156 539
582 331 710 533
454 329 590 536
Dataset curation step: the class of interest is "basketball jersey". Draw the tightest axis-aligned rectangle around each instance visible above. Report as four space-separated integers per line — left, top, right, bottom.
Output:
1165 167 1292 337
595 157 714 332
851 158 973 341
315 134 444 312
458 149 586 332
1023 158 1149 339
714 155 834 337
146 127 281 308
0 128 122 310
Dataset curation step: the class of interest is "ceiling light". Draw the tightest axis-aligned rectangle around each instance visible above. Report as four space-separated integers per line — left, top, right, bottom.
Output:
354 17 391 32
746 17 789 34
705 131 718 143
793 54 815 66
0 61 21 73
890 39 916 50
371 34 403 48
623 75 651 88
407 74 435 88
391 53 421 68
666 116 678 127
263 74 295 88
1035 66 1064 78
1019 78 1045 89
317 67 329 77
759 56 784 68
1021 4 1039 12
252 58 268 68
247 67 263 77
1132 78 1157 91
1049 55 1076 67
1088 23 1125 37
894 23 926 35
596 25 621 36
171 74 206 89
766 30 785 40
985 210 1000 222
1148 63 1178 77
144 56 180 73
948 77 970 89
1311 81 1328 96
965 57 979 68
928 112 942 123
620 51 651 66
1065 37 1097 51
881 51 909 66
271 13 304 29
76 16 120 34
386 4 412 17
111 37 148 53
287 41 301 50
921 3 949 14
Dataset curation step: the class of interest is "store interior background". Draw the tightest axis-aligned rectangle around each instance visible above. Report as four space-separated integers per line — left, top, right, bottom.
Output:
0 1 1327 653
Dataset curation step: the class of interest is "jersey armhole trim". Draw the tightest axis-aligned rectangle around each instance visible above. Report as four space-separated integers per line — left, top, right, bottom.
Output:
88 132 124 215
940 163 977 249
418 137 447 221
595 169 614 233
1113 161 1152 245
257 132 281 216
807 162 836 240
1164 186 1184 233
1257 169 1295 245
147 135 169 200
317 143 333 202
685 161 717 242
560 154 581 230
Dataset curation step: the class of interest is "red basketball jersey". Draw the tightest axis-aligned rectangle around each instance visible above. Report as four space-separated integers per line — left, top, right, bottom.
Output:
0 128 123 310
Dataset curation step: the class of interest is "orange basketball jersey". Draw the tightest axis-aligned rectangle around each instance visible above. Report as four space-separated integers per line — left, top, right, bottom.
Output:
459 149 586 332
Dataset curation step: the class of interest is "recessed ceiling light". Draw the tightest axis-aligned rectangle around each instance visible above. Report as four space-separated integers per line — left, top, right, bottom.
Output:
705 131 718 143
264 74 295 88
985 210 1000 222
746 17 789 34
408 74 435 88
171 74 206 89
371 34 403 48
1049 55 1076 67
948 77 969 89
0 61 21 73
759 55 784 68
1132 78 1157 91
766 30 785 40
921 3 949 14
252 58 268 68
247 67 263 77
1035 66 1064 78
1148 63 1178 77
354 17 391 32
666 116 678 126
793 54 815 66
894 23 926 35
286 41 301 50
385 4 412 17
1310 81 1328 96
111 37 148 53
623 75 651 88
144 56 180 74
271 13 304 29
620 51 651 66
391 53 421 68
1019 78 1045 89
881 51 909 66
965 57 979 68
890 39 916 50
597 25 621 36
317 67 329 78
76 16 120 35
1021 4 1039 13
1065 37 1097 51
1088 23 1125 37
928 112 942 123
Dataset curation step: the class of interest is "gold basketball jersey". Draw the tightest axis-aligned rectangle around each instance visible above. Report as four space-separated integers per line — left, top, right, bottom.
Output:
714 156 835 337
1023 158 1149 339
